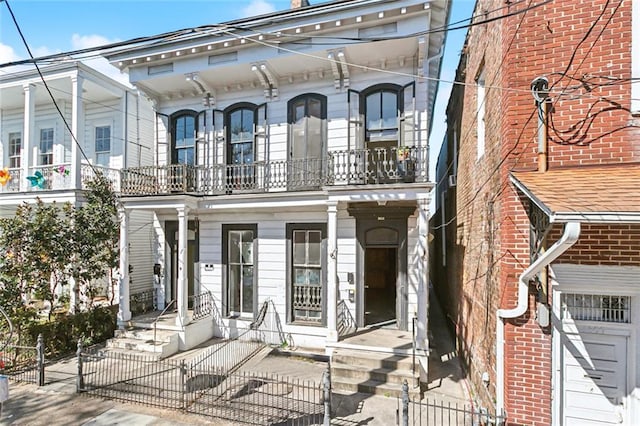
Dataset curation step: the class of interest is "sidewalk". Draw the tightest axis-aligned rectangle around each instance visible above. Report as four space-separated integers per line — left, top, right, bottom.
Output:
0 293 468 425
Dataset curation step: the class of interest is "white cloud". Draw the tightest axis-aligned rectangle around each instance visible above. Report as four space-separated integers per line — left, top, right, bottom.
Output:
240 0 276 18
70 33 114 50
0 42 20 64
69 33 131 87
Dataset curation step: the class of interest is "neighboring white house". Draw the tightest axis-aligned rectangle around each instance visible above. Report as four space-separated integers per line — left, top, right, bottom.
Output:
106 0 448 374
0 61 156 309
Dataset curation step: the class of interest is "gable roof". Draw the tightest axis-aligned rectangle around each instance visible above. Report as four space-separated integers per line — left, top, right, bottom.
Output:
510 163 640 223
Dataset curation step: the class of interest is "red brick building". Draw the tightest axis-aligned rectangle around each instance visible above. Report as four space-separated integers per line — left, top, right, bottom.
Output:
431 0 640 424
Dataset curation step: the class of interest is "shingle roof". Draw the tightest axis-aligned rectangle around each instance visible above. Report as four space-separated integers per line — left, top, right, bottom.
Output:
510 163 640 222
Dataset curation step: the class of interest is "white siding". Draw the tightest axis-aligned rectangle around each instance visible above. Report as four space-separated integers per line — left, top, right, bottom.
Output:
128 210 155 294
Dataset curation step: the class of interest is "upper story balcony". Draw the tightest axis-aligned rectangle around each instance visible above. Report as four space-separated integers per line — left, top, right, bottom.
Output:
120 146 428 196
0 163 121 194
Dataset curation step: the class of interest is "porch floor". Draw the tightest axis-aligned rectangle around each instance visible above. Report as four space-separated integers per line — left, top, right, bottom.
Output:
329 327 413 355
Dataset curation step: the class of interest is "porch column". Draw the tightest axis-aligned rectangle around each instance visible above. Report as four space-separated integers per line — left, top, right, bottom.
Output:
70 74 84 190
118 207 131 323
326 201 339 343
416 196 429 352
176 206 190 327
21 83 35 192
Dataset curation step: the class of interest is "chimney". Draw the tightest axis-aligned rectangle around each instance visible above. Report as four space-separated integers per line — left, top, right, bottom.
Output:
291 0 310 8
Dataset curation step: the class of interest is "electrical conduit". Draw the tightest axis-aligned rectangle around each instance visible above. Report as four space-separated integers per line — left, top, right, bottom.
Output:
495 221 581 419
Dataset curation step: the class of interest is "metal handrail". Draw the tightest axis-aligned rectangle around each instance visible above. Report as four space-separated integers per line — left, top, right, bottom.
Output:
153 300 176 345
412 315 418 388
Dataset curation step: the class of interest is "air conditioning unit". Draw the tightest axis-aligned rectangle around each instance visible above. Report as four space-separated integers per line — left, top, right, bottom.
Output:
448 174 457 187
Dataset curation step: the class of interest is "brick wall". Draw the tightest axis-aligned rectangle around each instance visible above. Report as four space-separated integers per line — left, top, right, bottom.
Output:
445 0 635 424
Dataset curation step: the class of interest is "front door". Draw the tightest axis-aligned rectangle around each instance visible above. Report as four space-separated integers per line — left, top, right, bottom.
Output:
364 247 397 326
562 331 629 425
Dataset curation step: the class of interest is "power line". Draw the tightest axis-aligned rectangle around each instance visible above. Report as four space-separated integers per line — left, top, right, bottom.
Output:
2 0 99 177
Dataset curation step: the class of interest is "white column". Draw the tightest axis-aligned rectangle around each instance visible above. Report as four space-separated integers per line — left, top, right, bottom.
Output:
176 206 189 327
71 75 84 189
417 196 429 351
22 84 35 191
118 207 131 323
326 201 339 343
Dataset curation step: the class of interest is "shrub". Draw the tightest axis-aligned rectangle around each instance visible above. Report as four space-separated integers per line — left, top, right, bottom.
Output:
26 305 117 357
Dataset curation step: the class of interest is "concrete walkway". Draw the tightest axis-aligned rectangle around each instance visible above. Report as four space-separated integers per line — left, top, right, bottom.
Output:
0 294 469 425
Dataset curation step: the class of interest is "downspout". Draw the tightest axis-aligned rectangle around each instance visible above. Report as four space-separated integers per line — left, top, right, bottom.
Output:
495 221 581 418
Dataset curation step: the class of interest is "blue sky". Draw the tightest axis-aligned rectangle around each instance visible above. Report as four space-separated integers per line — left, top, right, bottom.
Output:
0 0 474 180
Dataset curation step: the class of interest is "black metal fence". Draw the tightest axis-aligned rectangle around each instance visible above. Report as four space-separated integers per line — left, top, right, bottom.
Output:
0 334 45 386
397 381 506 426
77 344 328 425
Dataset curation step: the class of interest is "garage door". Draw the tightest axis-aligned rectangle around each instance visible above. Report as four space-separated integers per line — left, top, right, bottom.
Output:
562 332 628 425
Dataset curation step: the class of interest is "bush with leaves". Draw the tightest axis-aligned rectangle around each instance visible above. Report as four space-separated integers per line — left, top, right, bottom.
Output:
0 175 120 340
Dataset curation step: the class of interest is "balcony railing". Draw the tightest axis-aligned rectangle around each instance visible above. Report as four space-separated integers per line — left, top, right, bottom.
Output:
0 163 121 194
120 147 428 196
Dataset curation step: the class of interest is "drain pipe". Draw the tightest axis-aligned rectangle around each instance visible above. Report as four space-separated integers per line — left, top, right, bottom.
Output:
495 221 581 418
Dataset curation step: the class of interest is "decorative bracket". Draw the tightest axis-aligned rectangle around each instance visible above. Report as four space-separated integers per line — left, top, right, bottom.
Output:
251 62 278 100
327 49 350 92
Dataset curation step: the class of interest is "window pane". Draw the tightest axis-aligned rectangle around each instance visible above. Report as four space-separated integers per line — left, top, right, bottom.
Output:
366 93 382 130
307 268 321 285
229 231 241 263
293 231 306 264
241 241 253 264
307 116 322 158
230 109 253 143
308 231 321 265
177 148 194 165
294 102 305 123
308 98 322 118
229 265 241 312
381 92 397 128
294 268 307 284
175 116 195 148
242 265 254 313
232 142 253 165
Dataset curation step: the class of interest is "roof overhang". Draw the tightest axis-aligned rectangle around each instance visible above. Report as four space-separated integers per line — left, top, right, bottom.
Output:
510 164 640 224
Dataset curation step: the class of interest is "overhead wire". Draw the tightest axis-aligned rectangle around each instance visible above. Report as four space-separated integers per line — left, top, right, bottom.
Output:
2 0 100 177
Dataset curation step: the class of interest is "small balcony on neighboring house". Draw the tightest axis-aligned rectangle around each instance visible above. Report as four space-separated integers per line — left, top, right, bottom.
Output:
0 62 151 202
120 146 428 196
0 163 121 193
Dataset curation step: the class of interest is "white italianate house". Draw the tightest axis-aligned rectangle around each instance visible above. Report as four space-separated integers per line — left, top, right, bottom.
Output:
0 61 156 310
106 0 449 381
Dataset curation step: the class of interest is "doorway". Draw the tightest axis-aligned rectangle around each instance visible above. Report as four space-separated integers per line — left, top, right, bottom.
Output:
364 247 397 326
165 220 199 308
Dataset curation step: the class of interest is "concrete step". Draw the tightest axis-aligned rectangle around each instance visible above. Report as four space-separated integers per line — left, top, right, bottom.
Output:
331 362 417 385
107 327 180 359
114 327 175 343
331 376 420 398
331 349 414 370
93 346 163 361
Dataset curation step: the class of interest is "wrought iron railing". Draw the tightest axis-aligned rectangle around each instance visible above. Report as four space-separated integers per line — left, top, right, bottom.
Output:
130 288 156 316
189 291 213 321
336 300 357 337
119 147 429 196
81 164 121 191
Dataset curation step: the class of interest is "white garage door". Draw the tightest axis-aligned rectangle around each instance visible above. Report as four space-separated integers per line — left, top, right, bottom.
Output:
562 332 628 425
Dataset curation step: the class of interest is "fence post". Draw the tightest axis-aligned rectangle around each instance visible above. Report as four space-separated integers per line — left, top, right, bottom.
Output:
180 360 187 411
76 339 84 393
36 334 44 386
322 366 331 426
401 380 409 426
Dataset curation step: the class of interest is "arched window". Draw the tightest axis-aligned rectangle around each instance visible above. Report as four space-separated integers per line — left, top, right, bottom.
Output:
363 84 401 142
171 110 197 165
226 104 256 166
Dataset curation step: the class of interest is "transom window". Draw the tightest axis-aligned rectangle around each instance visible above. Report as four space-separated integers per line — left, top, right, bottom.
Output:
39 128 54 165
95 126 111 166
8 132 21 169
172 112 196 165
562 293 630 323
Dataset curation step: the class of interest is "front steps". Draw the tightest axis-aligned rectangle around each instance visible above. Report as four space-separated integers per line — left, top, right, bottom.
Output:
331 348 421 398
106 327 180 359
